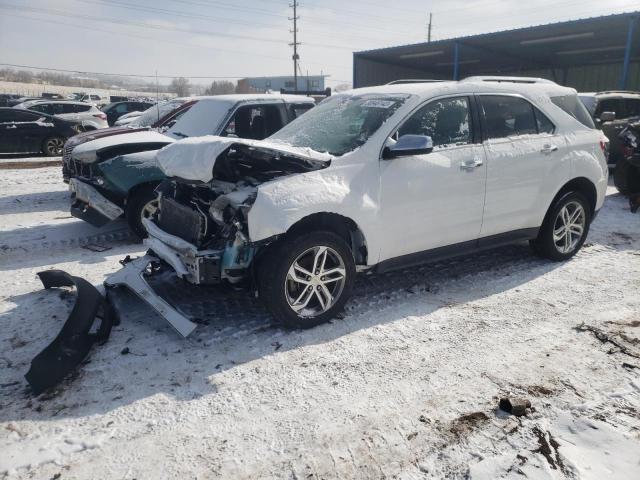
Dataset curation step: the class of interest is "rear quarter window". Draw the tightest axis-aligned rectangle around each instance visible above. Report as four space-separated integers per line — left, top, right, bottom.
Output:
551 95 595 129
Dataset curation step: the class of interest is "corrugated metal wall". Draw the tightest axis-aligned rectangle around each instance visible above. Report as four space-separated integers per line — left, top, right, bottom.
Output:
354 56 640 92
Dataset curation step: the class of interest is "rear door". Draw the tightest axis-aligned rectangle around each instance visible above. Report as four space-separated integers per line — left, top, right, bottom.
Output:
478 94 564 238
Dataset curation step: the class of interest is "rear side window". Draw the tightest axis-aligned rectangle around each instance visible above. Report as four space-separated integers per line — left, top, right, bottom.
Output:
398 96 471 148
551 94 595 129
481 95 539 139
61 104 78 114
1 110 40 122
29 104 51 115
74 104 92 112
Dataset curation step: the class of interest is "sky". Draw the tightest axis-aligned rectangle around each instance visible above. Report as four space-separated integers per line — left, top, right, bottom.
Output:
0 0 638 90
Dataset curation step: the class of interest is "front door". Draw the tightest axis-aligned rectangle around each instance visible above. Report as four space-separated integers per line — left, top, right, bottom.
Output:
378 95 487 262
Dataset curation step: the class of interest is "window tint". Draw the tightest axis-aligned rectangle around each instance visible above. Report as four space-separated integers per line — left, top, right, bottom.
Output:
114 103 130 113
223 105 284 140
74 104 92 112
61 103 78 114
29 104 51 114
595 98 623 118
398 96 471 147
551 95 595 129
481 95 538 139
623 99 640 118
0 110 39 122
290 104 313 118
534 108 555 134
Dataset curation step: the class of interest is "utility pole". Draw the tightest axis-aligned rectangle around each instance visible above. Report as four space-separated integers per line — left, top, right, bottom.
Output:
427 12 433 43
289 1 300 92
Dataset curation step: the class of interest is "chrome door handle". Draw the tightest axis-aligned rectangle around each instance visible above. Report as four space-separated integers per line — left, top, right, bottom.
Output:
461 157 483 170
541 144 558 154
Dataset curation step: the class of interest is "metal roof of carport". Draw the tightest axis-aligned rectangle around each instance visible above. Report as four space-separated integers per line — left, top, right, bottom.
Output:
353 11 639 89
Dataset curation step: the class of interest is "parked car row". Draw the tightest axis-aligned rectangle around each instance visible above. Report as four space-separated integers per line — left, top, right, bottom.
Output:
57 77 609 335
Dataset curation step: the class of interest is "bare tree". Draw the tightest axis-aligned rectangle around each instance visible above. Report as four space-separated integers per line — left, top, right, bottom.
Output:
170 77 191 97
204 80 235 95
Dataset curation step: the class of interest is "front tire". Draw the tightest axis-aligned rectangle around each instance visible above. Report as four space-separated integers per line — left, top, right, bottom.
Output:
532 191 591 261
125 186 159 239
42 136 65 156
258 231 355 329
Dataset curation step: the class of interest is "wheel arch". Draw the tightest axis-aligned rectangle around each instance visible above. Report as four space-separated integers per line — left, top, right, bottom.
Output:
546 177 597 222
125 181 161 206
285 212 368 266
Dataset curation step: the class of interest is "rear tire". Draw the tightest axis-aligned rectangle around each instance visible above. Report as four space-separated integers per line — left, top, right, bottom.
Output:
42 136 65 157
532 191 591 261
125 186 159 239
613 158 640 196
257 231 355 329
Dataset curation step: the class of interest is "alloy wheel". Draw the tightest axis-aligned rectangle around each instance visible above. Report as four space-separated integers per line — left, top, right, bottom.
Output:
46 138 64 155
553 201 586 254
285 245 346 317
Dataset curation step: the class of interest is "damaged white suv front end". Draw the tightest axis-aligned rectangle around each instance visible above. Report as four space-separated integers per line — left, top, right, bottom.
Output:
143 137 332 286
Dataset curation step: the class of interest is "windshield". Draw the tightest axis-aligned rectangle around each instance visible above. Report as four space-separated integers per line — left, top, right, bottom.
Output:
167 98 235 139
269 94 408 156
553 94 596 128
132 99 187 127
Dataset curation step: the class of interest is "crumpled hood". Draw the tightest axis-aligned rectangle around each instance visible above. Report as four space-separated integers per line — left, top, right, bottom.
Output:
72 130 174 164
156 135 333 182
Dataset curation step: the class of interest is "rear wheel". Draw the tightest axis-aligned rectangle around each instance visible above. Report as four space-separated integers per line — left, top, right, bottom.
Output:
258 231 355 329
613 158 640 196
532 191 590 261
125 186 159 239
42 136 65 156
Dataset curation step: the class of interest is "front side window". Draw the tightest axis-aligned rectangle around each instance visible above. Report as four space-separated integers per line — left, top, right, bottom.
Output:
595 98 623 118
481 95 538 139
269 93 408 156
398 96 471 148
29 104 51 115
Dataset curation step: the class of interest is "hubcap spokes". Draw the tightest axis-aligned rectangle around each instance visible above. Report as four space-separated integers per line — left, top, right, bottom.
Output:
553 201 586 254
285 246 346 317
48 138 64 155
141 199 158 221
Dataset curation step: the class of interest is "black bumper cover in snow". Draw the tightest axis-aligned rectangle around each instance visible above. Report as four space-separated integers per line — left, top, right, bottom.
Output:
25 270 115 395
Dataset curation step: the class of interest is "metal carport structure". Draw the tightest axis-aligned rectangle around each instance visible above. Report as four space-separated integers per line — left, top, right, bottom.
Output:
353 11 640 91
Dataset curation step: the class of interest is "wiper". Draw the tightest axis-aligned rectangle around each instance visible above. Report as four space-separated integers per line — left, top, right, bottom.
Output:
172 131 188 138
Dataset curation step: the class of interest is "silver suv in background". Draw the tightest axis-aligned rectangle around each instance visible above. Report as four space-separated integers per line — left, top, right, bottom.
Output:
14 100 108 130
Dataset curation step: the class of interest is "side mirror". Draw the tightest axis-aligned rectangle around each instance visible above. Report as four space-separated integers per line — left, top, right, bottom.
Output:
383 134 434 159
599 111 615 123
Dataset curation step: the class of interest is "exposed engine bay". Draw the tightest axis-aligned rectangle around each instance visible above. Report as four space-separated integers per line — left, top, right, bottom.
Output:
148 144 329 284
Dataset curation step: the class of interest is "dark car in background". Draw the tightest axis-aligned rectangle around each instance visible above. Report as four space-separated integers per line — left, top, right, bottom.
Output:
101 101 154 126
579 91 640 167
0 107 80 156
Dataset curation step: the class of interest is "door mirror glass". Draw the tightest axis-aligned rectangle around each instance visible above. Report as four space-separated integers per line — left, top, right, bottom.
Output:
383 134 433 159
599 111 615 123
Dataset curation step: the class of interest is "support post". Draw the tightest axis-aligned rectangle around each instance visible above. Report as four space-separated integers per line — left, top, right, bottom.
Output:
453 42 460 80
619 16 638 90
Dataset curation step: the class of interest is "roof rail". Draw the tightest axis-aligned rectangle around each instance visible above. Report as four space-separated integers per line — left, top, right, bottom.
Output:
386 79 447 85
462 76 557 84
596 90 640 95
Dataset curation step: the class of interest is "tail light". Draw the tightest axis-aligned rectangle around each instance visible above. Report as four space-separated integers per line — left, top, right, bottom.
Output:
599 137 609 159
93 113 107 120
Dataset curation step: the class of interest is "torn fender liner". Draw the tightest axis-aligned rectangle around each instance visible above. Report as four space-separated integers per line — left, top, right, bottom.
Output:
25 270 114 395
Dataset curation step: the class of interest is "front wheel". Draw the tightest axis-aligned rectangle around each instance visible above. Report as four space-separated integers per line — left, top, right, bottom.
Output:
258 231 355 329
532 191 591 261
42 136 65 156
125 186 159 239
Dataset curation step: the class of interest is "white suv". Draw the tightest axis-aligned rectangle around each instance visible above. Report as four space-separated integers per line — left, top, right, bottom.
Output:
14 100 108 130
108 77 608 335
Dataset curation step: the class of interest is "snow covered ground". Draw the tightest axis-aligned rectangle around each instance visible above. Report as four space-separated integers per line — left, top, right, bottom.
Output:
1 166 639 479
